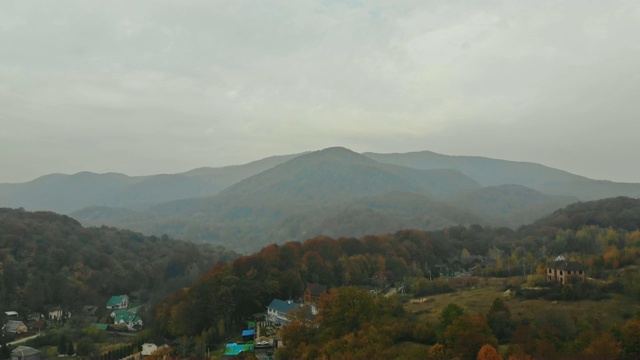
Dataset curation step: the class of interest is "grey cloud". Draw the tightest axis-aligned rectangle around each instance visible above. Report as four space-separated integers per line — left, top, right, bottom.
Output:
1 0 639 182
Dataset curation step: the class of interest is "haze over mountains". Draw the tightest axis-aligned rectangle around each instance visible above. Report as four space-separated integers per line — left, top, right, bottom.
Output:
2 147 639 252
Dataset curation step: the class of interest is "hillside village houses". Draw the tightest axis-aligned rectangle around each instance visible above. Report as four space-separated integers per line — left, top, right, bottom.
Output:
48 306 64 320
303 282 327 304
110 308 143 331
3 320 28 335
106 294 129 310
266 299 301 326
11 346 41 360
547 257 585 284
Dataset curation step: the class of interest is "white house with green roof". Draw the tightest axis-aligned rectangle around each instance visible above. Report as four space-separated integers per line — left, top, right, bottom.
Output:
106 295 129 310
110 309 143 331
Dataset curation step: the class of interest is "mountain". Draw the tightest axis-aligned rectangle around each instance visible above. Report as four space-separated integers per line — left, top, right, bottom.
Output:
74 148 484 251
0 153 301 213
364 150 640 200
448 184 578 227
5 147 640 252
267 191 486 240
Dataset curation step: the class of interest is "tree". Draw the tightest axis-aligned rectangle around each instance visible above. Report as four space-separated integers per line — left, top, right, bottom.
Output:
76 337 97 356
438 303 466 339
582 332 621 360
428 343 449 360
317 286 375 339
621 319 640 359
477 344 502 360
56 334 74 356
445 314 498 360
487 297 513 343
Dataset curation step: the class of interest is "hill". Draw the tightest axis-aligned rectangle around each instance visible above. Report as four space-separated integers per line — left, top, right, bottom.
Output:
0 153 301 213
75 148 483 251
448 184 578 227
4 147 640 252
152 196 640 358
529 196 640 231
365 150 640 200
0 208 237 314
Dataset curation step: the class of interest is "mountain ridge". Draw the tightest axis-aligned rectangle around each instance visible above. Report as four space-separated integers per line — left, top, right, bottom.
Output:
4 147 640 252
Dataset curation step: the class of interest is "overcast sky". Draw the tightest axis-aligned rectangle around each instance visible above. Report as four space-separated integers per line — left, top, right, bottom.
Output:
1 0 639 183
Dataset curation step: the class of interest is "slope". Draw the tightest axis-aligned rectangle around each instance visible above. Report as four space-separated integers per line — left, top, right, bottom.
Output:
0 153 301 213
365 150 640 200
78 147 483 251
447 184 578 227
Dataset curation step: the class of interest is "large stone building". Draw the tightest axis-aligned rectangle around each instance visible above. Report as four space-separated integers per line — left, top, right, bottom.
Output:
546 261 585 284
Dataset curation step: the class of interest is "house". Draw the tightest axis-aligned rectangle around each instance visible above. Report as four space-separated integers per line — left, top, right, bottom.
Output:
11 346 41 360
303 283 327 304
48 306 63 320
141 338 171 356
547 261 585 284
110 309 143 331
106 295 129 309
27 313 43 322
4 320 28 334
266 299 301 326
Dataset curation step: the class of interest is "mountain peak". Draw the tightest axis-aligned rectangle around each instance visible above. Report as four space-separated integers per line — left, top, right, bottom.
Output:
287 147 375 166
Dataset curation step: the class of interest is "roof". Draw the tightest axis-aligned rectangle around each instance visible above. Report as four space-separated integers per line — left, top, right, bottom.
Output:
267 299 300 314
242 329 255 337
224 343 254 356
4 320 26 333
552 261 583 271
305 283 327 297
4 311 18 317
11 346 41 357
143 337 170 346
113 309 141 324
107 295 128 307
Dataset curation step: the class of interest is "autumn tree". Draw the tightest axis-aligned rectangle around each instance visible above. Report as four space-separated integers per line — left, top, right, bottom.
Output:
582 332 621 360
620 318 640 359
445 314 498 360
477 344 502 360
316 286 375 339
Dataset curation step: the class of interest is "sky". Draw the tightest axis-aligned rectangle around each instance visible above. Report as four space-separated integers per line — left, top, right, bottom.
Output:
1 0 640 183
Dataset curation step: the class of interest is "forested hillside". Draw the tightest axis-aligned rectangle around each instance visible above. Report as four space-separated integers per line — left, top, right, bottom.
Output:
4 147 640 253
153 197 640 358
0 208 237 314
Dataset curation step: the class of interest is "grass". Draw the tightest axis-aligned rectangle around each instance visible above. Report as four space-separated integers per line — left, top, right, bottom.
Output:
405 277 640 329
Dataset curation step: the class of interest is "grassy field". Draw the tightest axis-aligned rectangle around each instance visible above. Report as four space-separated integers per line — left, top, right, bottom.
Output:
405 277 640 329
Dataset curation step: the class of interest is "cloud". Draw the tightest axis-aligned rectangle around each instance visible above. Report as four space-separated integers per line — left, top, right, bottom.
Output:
0 0 639 182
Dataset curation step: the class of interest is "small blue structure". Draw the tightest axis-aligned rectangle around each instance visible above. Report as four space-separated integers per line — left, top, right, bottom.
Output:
242 329 255 341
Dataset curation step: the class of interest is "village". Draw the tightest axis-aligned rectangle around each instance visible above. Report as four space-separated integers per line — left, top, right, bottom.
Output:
1 255 587 359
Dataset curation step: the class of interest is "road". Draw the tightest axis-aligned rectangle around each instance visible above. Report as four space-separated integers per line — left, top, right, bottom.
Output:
8 333 40 346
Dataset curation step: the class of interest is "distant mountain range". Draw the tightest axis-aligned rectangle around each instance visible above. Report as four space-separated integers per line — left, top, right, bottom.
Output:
2 147 639 252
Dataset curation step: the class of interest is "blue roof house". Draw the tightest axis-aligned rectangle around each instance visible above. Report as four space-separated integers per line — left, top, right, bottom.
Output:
266 299 301 326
